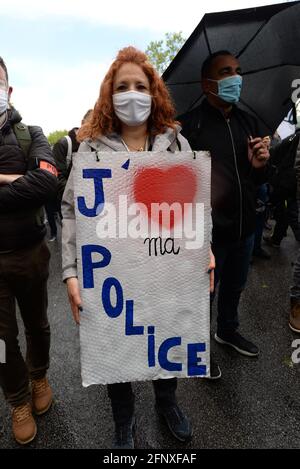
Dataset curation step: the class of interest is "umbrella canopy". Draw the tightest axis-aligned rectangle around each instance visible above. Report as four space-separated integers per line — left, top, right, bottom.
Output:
163 1 300 135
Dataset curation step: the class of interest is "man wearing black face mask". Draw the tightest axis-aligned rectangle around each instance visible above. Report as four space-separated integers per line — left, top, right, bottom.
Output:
180 51 270 361
0 57 58 445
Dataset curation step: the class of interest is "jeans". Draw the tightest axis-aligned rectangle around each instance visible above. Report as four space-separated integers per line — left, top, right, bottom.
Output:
212 234 255 335
107 378 177 425
0 241 51 407
272 197 300 244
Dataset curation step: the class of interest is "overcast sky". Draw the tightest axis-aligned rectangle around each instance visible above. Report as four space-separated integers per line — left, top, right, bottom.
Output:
0 0 286 135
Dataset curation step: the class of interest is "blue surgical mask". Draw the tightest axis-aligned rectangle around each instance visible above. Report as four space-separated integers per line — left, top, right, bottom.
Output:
208 75 243 103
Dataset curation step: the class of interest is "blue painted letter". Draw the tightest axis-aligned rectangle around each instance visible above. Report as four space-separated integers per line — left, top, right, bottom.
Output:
125 300 144 336
82 245 111 288
158 337 182 372
102 277 124 318
187 343 206 376
77 169 112 217
148 326 155 367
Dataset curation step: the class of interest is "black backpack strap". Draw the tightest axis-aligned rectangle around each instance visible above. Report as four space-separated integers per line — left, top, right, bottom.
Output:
13 123 44 226
13 122 32 160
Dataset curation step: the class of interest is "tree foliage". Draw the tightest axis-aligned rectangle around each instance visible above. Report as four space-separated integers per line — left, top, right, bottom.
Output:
145 32 186 75
47 129 68 146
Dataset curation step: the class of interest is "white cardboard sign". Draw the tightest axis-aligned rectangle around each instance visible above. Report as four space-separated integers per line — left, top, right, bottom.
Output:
73 150 211 386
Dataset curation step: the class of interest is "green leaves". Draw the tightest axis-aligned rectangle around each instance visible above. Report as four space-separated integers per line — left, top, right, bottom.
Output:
47 129 68 146
145 32 185 75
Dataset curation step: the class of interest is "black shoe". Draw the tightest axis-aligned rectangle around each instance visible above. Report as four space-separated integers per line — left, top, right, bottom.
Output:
214 331 259 357
156 403 192 442
252 247 271 260
204 357 222 380
112 417 135 449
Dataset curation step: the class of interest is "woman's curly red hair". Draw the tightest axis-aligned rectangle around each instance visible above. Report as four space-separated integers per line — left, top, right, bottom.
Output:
77 46 178 141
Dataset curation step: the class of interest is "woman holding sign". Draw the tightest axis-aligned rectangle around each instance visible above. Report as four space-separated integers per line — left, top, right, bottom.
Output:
62 46 214 449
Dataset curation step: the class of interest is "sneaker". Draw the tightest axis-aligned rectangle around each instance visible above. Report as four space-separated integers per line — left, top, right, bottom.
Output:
204 357 222 380
31 377 53 415
252 247 271 260
289 299 300 333
263 236 280 248
156 403 192 442
214 331 259 357
12 403 37 445
112 417 135 449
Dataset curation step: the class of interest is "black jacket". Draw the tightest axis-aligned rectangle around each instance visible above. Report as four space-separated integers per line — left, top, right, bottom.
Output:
0 108 58 251
53 128 79 205
180 99 266 242
268 132 300 203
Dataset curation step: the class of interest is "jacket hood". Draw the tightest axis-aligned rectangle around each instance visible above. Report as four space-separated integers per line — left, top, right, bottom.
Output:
0 107 22 131
85 125 183 152
7 107 22 125
0 107 22 135
68 127 79 140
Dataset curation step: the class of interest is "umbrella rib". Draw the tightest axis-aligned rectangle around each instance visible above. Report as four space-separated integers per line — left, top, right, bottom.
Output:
236 2 297 59
242 63 300 76
203 18 212 56
186 92 205 112
236 20 268 59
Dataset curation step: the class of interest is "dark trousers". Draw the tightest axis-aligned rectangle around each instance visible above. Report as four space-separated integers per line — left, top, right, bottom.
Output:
272 197 300 244
45 202 58 237
212 234 255 334
0 241 51 407
291 248 300 301
107 378 177 425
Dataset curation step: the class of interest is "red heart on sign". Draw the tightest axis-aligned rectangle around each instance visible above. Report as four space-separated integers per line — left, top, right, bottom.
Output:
133 165 197 228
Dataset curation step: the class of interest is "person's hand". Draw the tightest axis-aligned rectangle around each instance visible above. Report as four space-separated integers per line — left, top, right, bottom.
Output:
0 174 23 185
248 137 270 169
208 248 215 293
66 277 82 325
262 135 271 149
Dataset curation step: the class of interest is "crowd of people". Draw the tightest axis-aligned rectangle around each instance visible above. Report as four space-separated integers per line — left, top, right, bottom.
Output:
0 46 299 449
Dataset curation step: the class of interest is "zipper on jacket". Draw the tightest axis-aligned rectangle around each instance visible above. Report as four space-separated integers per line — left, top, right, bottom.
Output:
225 117 243 240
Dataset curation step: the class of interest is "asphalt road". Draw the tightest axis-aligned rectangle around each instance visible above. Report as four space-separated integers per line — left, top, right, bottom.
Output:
1 227 300 449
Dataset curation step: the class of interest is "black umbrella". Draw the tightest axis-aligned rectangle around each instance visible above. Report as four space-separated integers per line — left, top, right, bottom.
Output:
163 1 300 135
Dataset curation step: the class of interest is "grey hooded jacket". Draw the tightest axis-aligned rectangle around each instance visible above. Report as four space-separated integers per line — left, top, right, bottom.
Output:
61 127 191 281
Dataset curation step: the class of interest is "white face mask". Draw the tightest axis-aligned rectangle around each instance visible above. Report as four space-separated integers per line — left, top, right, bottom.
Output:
113 90 152 127
0 89 8 115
